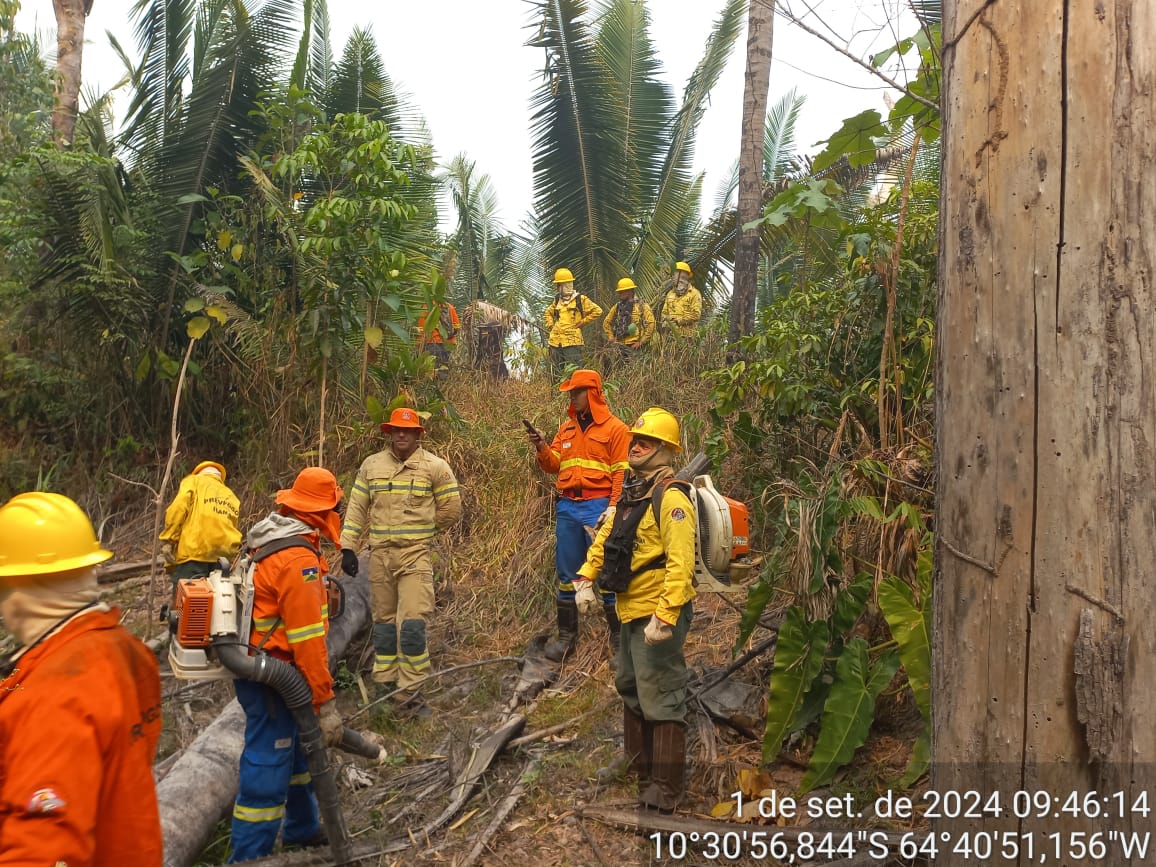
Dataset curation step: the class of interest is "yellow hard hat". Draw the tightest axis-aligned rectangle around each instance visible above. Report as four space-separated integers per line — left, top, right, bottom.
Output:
553 268 575 284
193 460 227 482
675 261 692 276
629 407 682 451
616 277 637 292
0 492 113 582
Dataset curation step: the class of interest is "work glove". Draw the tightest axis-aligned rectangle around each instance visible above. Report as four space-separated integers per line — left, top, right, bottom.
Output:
595 506 615 530
644 613 674 646
318 700 344 747
159 541 174 565
340 548 359 577
574 580 601 617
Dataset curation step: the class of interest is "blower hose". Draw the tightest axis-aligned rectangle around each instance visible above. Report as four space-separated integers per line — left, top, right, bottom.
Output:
213 639 381 865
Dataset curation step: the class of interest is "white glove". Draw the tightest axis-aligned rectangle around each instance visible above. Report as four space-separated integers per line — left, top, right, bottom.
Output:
595 506 615 529
318 700 344 747
574 580 601 617
644 613 674 645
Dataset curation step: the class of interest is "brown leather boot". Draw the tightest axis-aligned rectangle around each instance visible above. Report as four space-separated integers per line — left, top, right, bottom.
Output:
639 721 685 812
597 706 650 783
544 598 579 662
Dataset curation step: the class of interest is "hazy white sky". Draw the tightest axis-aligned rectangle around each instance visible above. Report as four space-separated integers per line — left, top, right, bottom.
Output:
17 0 915 230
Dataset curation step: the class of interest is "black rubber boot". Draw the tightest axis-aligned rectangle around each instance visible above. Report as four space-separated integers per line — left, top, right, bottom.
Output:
604 603 621 671
639 722 686 813
544 598 579 662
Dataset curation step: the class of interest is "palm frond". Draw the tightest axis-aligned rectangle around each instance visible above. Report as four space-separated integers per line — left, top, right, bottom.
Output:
528 0 635 299
632 0 744 301
763 88 804 179
291 0 332 100
122 0 196 153
595 0 671 217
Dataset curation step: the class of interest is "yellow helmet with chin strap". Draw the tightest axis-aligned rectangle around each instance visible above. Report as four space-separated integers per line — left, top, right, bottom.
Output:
553 267 575 284
0 492 113 582
616 277 637 292
675 261 692 276
629 407 682 451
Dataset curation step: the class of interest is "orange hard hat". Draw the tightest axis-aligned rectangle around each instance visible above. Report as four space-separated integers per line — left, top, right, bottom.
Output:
381 407 425 432
558 369 602 393
275 467 343 513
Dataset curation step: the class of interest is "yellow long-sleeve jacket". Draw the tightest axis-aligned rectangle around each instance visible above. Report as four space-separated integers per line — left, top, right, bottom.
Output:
545 294 602 347
340 447 462 549
603 300 656 348
159 473 241 564
578 482 696 625
661 286 703 336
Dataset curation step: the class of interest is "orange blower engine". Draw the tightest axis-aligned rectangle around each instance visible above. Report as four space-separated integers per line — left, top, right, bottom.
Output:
168 564 251 681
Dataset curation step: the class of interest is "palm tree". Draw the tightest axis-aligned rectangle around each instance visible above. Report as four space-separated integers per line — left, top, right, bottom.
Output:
51 0 90 145
729 0 775 342
527 0 745 309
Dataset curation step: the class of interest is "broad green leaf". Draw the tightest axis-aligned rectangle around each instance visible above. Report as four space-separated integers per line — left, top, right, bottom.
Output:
801 640 899 791
176 193 209 205
762 607 828 763
736 576 777 650
133 353 151 384
878 575 930 723
831 571 873 637
812 110 884 173
183 297 205 313
186 316 211 339
898 731 930 787
364 325 385 348
846 495 885 521
365 395 386 425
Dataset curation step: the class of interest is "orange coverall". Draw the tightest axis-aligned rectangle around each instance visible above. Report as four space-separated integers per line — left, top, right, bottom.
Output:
0 607 163 866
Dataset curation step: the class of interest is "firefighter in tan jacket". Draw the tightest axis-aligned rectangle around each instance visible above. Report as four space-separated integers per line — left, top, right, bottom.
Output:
339 408 461 712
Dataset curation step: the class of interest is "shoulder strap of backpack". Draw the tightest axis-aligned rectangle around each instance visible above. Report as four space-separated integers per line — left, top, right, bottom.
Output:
250 534 318 564
247 535 320 652
650 478 692 533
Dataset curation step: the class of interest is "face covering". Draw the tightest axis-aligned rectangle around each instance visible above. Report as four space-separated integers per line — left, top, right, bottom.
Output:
0 569 105 648
558 285 575 301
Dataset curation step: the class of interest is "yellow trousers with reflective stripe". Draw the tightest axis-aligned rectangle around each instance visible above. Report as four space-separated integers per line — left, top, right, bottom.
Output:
369 542 435 689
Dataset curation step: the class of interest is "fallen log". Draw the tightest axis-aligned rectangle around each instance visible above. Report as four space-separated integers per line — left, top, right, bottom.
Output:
157 563 371 867
98 557 163 583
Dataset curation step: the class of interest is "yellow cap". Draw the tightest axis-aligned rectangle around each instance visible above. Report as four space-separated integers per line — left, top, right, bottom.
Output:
675 261 692 276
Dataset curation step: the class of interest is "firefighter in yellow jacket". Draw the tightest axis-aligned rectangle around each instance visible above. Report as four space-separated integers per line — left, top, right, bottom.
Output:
340 408 462 713
159 460 242 581
603 278 656 365
544 267 602 374
575 408 694 812
661 262 703 337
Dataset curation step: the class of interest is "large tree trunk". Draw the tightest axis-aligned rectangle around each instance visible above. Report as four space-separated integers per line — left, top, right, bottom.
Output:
728 0 774 343
51 0 88 146
936 1 1155 862
157 567 371 867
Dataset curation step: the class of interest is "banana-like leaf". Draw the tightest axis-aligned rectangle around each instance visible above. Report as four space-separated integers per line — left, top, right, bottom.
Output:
831 571 872 637
899 731 930 787
761 606 828 763
878 575 930 723
801 641 899 791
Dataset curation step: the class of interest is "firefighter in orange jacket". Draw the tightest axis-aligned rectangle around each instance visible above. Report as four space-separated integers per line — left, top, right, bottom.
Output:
229 467 345 862
417 301 460 375
526 369 630 664
0 492 163 866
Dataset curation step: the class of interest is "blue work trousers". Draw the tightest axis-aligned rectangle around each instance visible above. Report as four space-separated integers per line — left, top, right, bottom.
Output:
555 495 614 604
228 679 319 862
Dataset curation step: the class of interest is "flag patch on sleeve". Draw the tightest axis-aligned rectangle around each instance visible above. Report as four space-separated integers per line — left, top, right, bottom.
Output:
301 566 319 582
27 788 66 814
